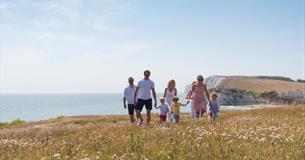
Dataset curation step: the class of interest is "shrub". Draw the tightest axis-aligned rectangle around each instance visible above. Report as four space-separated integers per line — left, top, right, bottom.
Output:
10 119 25 125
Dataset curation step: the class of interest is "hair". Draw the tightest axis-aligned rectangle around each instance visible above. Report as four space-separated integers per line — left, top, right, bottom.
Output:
128 77 134 81
172 96 179 102
160 97 165 101
212 93 218 98
197 75 204 81
144 70 151 75
167 79 176 88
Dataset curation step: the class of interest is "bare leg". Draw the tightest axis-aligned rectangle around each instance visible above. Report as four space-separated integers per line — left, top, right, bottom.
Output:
195 112 200 118
209 113 213 123
129 115 135 123
136 110 143 124
146 109 151 125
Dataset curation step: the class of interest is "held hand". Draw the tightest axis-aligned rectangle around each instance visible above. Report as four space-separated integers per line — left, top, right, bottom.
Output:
124 104 127 109
154 102 157 108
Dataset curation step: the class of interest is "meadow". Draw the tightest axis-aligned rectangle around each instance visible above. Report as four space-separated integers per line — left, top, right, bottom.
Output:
0 106 304 160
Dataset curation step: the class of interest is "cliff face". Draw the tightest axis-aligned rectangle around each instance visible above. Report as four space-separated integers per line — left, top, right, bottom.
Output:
210 87 258 105
205 76 227 89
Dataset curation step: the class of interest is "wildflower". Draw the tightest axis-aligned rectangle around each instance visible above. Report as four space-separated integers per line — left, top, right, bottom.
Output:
112 154 117 159
53 153 61 160
259 137 266 143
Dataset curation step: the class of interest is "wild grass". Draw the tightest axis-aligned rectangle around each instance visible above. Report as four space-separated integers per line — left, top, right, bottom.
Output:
0 106 304 160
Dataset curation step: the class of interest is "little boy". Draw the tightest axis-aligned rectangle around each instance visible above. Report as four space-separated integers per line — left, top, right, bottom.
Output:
209 94 220 124
155 98 170 123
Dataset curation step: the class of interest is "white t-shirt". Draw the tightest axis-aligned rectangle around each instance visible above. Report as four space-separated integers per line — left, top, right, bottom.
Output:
124 85 136 104
137 79 155 100
159 104 170 115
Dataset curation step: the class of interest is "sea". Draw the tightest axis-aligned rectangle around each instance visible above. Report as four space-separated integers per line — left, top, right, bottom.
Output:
0 93 263 122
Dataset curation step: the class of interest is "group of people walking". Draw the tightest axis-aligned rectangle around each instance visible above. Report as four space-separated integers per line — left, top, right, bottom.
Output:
123 70 220 125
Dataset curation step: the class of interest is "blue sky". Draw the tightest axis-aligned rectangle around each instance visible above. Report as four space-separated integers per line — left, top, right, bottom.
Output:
0 0 304 93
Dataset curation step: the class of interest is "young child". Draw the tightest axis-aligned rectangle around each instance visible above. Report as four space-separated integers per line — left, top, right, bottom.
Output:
171 97 189 123
208 94 220 124
155 97 170 123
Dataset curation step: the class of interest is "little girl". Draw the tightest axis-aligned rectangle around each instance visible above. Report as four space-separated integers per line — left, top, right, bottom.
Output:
155 97 170 123
171 97 189 123
208 94 220 124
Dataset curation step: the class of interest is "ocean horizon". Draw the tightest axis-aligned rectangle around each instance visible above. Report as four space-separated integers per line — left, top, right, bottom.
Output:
0 93 262 122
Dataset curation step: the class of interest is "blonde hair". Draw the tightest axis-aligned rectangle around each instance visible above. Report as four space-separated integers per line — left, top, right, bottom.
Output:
167 79 176 89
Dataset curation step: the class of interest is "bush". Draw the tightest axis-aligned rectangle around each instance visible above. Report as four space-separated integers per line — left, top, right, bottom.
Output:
11 119 25 125
0 122 9 127
260 91 278 99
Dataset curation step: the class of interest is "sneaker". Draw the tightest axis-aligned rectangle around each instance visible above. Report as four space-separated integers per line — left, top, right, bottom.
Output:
137 119 144 126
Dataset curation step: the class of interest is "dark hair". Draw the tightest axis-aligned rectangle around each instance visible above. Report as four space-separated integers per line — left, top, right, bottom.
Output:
172 96 179 101
144 70 151 75
212 94 218 98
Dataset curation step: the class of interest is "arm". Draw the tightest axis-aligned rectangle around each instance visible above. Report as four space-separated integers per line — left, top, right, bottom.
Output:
204 85 211 105
134 87 139 105
181 101 190 106
174 88 177 96
187 85 195 99
123 97 127 108
163 88 167 98
152 88 157 107
123 88 127 108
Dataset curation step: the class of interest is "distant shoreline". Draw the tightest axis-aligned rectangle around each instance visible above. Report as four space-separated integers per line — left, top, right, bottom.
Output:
0 104 299 123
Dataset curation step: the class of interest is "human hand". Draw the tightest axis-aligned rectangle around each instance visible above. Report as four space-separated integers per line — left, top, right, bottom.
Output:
124 104 127 109
154 102 157 108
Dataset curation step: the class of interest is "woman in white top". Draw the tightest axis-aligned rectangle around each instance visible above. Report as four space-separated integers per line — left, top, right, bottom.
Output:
163 79 177 121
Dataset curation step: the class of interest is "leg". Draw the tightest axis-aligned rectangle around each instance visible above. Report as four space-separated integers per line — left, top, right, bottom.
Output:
128 104 136 123
195 111 200 118
175 115 180 123
145 99 153 125
135 99 144 125
129 115 135 123
146 109 151 125
136 110 143 121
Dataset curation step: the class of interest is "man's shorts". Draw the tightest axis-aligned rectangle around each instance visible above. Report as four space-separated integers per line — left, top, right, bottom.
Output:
127 104 135 115
135 99 152 111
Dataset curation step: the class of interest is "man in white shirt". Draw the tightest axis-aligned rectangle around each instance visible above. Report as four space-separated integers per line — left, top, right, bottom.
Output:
123 77 136 123
134 70 157 125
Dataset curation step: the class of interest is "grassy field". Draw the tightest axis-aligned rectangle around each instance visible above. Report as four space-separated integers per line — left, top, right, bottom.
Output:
221 77 305 93
0 106 304 160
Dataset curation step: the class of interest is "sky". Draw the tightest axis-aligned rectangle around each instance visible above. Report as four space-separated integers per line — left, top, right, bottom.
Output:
0 0 304 93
